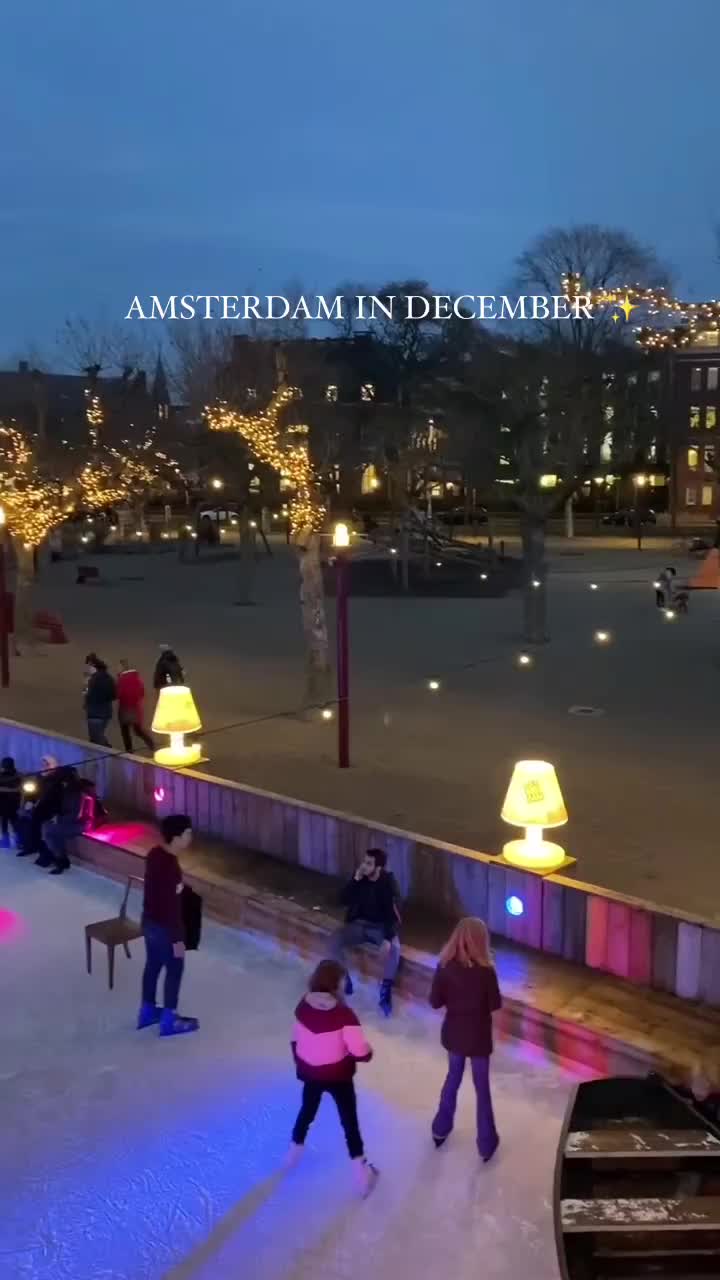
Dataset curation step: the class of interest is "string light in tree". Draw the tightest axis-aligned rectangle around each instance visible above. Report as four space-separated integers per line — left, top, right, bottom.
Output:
85 390 103 447
206 387 325 535
563 272 720 349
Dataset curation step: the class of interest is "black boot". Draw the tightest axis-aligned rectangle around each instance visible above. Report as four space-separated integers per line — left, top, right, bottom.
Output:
378 979 393 1017
50 856 71 875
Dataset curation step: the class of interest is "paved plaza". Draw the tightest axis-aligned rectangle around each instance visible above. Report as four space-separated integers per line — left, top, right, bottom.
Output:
1 537 718 918
0 858 588 1280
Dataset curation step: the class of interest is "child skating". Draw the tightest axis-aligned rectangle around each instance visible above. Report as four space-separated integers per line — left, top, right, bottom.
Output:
287 959 378 1197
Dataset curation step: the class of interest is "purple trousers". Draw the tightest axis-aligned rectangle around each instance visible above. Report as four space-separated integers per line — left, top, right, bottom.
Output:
432 1053 498 1157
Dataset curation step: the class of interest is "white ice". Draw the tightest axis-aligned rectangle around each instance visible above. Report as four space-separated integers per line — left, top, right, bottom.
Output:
0 857 590 1280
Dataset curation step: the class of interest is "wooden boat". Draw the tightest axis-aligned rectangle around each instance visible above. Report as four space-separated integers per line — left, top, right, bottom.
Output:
554 1074 720 1278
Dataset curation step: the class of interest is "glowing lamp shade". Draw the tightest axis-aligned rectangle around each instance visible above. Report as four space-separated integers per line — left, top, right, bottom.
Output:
151 685 203 767
501 759 568 871
333 522 350 549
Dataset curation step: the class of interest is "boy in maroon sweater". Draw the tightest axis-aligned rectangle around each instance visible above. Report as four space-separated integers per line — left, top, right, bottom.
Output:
137 814 199 1037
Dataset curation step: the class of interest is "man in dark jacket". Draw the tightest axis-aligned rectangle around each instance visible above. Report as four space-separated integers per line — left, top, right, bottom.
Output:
84 653 116 746
329 848 401 1016
153 644 185 690
137 813 199 1037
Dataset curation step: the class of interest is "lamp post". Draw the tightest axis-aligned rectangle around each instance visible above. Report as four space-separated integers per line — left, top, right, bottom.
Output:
633 472 647 550
333 522 350 768
0 506 9 688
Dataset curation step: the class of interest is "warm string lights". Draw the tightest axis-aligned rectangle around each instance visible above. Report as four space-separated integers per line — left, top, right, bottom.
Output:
0 424 66 547
206 387 325 535
85 389 103 447
563 272 720 349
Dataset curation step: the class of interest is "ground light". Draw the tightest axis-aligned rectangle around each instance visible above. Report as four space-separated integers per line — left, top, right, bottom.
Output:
427 679 440 691
664 608 676 620
517 653 533 668
501 760 568 872
589 583 598 591
594 629 611 644
151 685 203 767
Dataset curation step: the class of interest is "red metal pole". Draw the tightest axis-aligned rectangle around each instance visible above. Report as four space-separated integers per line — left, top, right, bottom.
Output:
336 551 350 768
0 543 9 688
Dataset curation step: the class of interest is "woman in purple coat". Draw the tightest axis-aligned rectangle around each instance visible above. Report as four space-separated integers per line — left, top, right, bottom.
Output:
430 917 501 1161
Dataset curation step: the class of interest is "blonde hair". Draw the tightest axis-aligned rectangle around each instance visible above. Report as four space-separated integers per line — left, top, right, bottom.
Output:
439 917 493 969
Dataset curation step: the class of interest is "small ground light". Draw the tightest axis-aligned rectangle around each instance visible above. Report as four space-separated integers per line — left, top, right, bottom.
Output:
428 679 440 691
480 572 488 580
531 578 541 589
135 530 143 537
390 547 397 555
664 608 676 620
436 561 442 567
321 707 334 721
517 653 533 668
589 583 598 591
250 520 257 529
594 629 611 644
506 895 524 917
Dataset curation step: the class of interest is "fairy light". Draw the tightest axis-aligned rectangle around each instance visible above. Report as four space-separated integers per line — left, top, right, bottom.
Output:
563 271 720 349
206 388 324 536
85 389 103 448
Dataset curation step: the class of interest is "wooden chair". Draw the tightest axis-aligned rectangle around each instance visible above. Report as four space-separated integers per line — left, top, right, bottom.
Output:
85 876 144 990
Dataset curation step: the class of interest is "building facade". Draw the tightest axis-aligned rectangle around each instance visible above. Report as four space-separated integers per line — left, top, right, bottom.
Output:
669 332 720 519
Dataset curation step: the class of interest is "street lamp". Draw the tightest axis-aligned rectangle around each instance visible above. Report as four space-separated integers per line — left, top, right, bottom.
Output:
633 473 648 550
333 522 351 768
0 506 8 688
210 477 224 491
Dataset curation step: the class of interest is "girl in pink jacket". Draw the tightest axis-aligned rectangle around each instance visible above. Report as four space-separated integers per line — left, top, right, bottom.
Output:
288 959 378 1196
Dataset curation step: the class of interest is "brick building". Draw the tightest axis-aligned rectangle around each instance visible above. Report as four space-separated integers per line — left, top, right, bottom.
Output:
668 332 720 519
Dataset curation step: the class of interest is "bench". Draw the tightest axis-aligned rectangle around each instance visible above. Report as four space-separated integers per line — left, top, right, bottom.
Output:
566 1128 720 1159
561 1196 720 1232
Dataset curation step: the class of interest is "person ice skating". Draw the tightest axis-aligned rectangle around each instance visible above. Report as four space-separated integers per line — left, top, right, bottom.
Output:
84 653 116 746
0 756 22 848
42 768 90 875
117 658 154 753
16 755 62 863
656 566 676 609
430 917 501 1163
137 813 198 1037
153 643 184 690
287 959 378 1197
329 848 401 1016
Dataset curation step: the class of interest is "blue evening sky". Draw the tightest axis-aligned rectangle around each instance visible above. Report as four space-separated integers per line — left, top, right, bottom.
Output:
2 0 720 361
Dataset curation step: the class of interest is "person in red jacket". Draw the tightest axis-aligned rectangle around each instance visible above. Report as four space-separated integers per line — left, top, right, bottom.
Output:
430 917 501 1162
117 658 154 753
287 959 378 1197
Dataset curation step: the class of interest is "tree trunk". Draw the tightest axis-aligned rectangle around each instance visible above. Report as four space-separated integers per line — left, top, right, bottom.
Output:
297 532 331 706
522 512 549 644
13 542 37 650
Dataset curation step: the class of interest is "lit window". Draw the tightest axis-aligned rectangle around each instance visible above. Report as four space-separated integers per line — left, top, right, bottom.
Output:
691 367 703 391
539 474 557 488
600 431 613 462
690 405 702 429
360 383 375 401
648 370 661 384
705 446 715 472
627 373 637 386
709 368 719 391
702 485 714 507
707 406 717 429
686 486 697 506
326 385 338 403
648 442 657 462
688 448 699 470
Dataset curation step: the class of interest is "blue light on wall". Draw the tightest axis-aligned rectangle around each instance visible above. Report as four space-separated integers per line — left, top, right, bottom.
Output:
506 895 524 917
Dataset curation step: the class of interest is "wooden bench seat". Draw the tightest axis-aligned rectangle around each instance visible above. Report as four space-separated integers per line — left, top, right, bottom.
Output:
566 1128 720 1158
561 1196 720 1232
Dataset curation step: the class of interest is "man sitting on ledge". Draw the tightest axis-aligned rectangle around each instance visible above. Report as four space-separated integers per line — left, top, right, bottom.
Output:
329 848 401 1016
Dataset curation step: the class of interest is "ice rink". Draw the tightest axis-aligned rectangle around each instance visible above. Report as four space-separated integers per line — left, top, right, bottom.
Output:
0 856 590 1280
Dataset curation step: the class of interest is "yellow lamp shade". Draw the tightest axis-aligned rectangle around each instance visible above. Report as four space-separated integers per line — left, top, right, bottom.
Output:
501 760 568 830
152 685 201 735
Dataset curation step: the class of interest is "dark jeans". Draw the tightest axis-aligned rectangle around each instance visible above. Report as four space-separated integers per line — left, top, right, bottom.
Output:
292 1080 364 1159
142 922 184 1011
656 590 665 608
120 714 154 753
87 717 111 747
329 921 400 981
0 807 19 840
15 810 47 856
432 1053 498 1158
43 817 83 865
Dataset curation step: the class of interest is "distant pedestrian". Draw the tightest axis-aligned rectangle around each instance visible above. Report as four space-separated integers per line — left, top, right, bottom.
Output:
153 644 184 690
287 959 379 1197
0 756 22 847
430 917 501 1163
137 814 199 1037
117 659 154 752
656 566 676 609
84 653 116 746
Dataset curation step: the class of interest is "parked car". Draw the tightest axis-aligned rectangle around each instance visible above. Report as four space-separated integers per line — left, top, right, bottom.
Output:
437 505 488 526
601 508 656 527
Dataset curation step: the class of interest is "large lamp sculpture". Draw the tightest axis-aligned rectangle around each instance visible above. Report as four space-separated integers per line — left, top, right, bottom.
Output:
152 685 203 767
501 759 568 871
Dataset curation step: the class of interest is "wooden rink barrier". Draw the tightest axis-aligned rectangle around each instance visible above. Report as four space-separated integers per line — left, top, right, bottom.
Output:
3 715 720 1012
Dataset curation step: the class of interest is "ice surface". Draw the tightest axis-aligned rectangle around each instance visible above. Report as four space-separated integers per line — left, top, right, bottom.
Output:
0 857 589 1280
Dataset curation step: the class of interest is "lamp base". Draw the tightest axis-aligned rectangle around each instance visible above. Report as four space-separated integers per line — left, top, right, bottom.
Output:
502 838 566 872
154 743 202 767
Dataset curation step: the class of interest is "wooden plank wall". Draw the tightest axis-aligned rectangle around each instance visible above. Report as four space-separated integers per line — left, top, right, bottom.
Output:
3 717 720 1010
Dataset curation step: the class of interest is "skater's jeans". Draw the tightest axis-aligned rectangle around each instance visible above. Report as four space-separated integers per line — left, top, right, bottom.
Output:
42 818 83 864
292 1080 364 1158
87 717 111 747
142 922 184 1011
432 1053 498 1157
329 920 400 981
